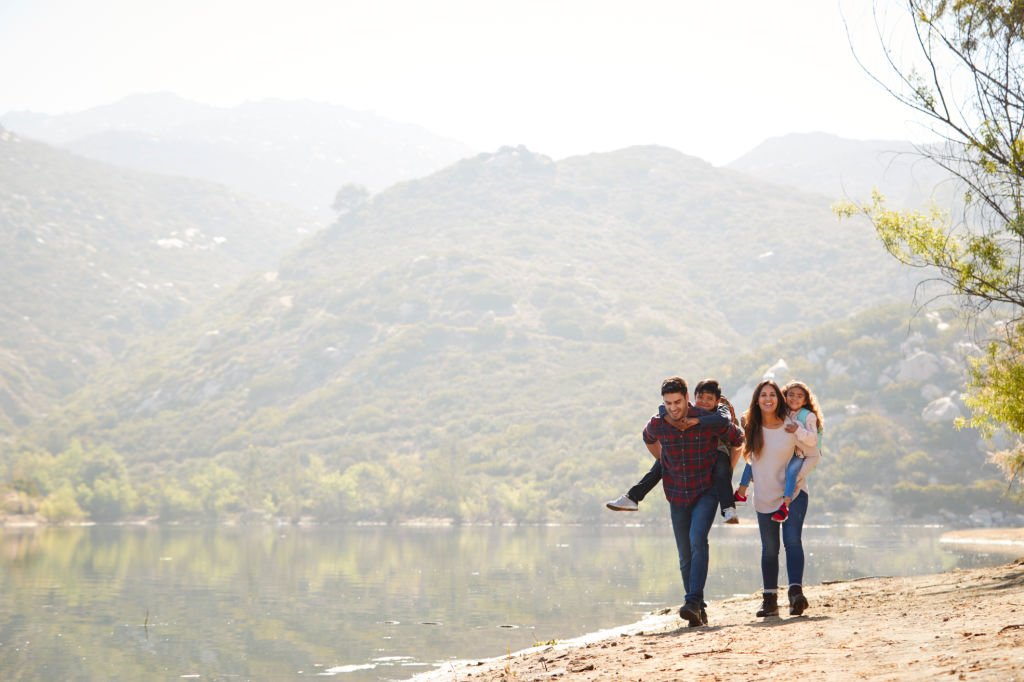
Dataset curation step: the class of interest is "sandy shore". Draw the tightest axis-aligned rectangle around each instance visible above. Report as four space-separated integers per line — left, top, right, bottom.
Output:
408 528 1024 681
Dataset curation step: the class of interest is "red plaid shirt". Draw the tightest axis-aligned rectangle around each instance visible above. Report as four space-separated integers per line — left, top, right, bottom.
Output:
642 405 744 506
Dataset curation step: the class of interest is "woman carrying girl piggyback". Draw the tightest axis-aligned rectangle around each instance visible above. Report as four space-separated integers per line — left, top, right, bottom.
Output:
742 380 822 618
735 380 824 521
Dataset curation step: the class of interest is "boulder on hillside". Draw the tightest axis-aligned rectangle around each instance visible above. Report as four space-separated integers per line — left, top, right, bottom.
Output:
806 346 827 364
826 358 849 378
898 350 941 383
922 395 962 423
900 332 927 355
763 358 789 382
954 341 982 359
925 311 950 331
936 354 958 373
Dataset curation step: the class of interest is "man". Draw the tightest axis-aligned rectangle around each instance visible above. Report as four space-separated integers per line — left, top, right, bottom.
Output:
607 380 741 524
642 376 744 626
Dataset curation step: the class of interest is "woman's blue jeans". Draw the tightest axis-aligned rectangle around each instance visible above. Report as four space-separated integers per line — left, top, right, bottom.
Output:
756 490 808 590
669 489 718 606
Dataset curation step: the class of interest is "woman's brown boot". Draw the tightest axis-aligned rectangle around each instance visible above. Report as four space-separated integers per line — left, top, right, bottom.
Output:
788 585 809 616
756 591 779 617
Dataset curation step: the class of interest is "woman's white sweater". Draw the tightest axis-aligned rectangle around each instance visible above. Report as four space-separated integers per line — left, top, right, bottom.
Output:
749 418 820 513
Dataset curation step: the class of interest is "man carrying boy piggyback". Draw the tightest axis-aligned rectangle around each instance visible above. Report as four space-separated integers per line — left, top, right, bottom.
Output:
639 377 744 627
607 379 742 525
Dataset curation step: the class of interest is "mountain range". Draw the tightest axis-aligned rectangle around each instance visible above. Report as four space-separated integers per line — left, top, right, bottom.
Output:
0 102 1008 524
16 142 958 522
1 93 475 218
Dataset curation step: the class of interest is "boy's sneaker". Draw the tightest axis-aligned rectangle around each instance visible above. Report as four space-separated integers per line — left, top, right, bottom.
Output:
606 494 638 511
771 502 789 523
722 507 739 524
733 490 748 505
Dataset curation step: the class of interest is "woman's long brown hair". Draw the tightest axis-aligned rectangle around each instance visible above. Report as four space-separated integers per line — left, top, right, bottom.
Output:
742 379 787 459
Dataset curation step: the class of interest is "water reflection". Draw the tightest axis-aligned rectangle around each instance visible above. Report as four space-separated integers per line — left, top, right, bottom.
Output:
0 523 1012 680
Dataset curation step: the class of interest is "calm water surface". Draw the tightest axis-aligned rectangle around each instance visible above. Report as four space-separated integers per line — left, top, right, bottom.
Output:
0 522 1013 681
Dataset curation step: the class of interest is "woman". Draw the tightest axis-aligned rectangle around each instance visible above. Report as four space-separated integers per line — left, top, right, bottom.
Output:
742 379 820 617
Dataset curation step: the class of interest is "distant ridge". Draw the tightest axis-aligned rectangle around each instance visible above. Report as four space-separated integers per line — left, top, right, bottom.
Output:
1 93 476 217
726 131 954 209
0 92 218 143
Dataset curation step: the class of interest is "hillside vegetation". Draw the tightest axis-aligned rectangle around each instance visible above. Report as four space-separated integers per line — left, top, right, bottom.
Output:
6 144 1007 525
0 129 314 433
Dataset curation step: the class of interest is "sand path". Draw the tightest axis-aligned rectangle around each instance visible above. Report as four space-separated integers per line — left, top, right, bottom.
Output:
409 529 1024 681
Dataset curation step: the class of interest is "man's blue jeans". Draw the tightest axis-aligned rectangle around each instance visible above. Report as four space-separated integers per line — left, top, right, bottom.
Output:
669 489 718 606
756 490 809 590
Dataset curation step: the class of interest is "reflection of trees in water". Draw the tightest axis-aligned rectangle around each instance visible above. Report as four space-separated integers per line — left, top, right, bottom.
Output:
0 525 1002 679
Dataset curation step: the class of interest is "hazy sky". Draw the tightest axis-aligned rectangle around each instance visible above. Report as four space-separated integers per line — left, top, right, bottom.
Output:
0 0 930 165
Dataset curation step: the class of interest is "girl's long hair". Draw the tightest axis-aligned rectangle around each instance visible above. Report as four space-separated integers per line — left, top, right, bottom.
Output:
742 379 787 459
781 380 825 432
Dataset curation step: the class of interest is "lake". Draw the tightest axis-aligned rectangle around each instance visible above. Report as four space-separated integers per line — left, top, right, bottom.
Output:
0 522 1013 680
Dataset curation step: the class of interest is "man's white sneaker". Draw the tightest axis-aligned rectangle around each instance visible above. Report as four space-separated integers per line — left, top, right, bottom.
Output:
723 507 739 524
606 494 638 511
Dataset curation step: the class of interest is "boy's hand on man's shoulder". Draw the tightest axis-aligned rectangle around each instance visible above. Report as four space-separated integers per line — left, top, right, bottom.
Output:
664 414 698 431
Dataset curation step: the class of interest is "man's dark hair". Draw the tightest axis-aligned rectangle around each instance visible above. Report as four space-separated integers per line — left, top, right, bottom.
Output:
660 376 688 396
694 378 722 399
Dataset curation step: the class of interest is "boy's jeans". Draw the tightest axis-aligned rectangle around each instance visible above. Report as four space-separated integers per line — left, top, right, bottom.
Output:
627 459 663 502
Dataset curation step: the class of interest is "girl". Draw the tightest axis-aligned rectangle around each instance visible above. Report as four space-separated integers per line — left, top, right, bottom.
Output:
734 380 824 522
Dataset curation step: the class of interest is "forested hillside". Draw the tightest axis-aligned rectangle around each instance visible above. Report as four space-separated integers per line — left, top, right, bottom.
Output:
0 128 315 434
8 144 992 525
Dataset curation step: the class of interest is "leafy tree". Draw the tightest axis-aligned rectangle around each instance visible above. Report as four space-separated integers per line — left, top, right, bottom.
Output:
963 331 1024 486
837 0 1024 490
7 449 58 497
39 485 85 523
153 479 201 521
189 464 244 518
331 183 369 215
4 441 140 521
58 440 140 520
